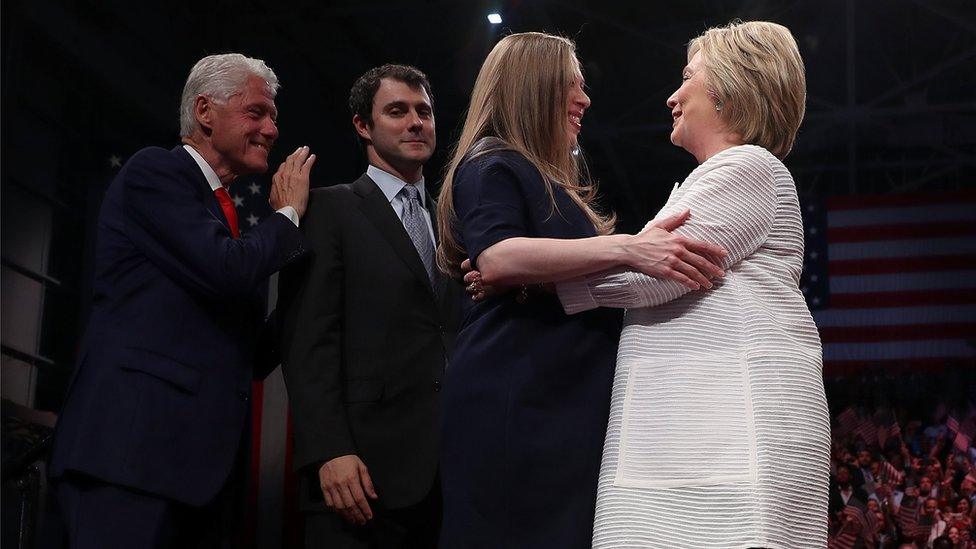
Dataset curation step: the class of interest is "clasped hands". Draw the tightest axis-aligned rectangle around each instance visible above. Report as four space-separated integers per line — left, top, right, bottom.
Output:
464 209 727 301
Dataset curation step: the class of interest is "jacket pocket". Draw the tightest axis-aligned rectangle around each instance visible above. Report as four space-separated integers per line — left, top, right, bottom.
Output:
119 347 203 395
344 378 384 403
614 353 758 489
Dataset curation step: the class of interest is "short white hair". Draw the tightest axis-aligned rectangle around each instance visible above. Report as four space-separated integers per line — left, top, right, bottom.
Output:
179 53 280 137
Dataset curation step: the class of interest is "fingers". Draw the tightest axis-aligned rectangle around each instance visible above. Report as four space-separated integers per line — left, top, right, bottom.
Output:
683 237 728 262
359 463 378 500
280 146 309 180
339 484 367 525
463 270 479 284
301 152 317 176
325 485 340 510
649 208 690 231
349 480 373 523
670 256 711 289
679 247 725 281
460 259 472 273
658 265 699 290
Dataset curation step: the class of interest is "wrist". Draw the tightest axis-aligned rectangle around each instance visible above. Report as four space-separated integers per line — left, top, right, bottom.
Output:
606 234 635 267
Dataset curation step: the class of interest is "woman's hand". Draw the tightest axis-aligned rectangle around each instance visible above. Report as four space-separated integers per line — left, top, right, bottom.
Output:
462 259 508 301
625 209 728 290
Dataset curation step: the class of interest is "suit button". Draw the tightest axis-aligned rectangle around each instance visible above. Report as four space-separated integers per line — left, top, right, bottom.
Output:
239 392 249 402
433 380 441 392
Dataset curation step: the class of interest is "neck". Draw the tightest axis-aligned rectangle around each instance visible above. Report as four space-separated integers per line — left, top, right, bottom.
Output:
690 133 743 164
182 135 237 186
367 149 422 183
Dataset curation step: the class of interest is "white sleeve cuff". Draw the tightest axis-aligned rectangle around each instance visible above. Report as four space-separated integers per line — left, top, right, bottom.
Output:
556 277 599 315
276 206 300 228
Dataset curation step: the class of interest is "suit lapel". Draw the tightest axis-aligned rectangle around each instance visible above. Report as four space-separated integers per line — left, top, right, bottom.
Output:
354 174 434 298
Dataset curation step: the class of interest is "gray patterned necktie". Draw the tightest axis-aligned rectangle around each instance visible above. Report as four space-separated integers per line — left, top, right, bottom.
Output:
400 184 435 283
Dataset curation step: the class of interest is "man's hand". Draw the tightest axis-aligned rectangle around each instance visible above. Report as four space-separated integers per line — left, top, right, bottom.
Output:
628 209 727 290
270 146 316 218
318 454 378 525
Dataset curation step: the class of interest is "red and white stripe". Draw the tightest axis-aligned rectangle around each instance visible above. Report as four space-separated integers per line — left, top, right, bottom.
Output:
244 274 303 548
815 191 976 371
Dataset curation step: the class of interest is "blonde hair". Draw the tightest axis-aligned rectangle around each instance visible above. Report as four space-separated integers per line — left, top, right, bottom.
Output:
689 21 806 159
436 32 614 280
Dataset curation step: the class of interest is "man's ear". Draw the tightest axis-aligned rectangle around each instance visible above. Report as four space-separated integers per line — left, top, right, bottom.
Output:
194 95 214 135
352 114 372 142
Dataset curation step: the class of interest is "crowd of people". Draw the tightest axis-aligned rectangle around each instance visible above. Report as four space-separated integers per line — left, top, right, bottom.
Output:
828 401 976 548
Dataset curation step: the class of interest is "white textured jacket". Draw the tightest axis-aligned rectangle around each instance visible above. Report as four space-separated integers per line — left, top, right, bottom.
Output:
558 145 830 549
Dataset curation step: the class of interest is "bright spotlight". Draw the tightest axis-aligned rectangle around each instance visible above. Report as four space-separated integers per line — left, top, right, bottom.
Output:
487 13 502 24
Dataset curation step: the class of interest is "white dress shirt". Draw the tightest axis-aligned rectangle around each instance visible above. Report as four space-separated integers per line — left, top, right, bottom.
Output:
183 144 299 227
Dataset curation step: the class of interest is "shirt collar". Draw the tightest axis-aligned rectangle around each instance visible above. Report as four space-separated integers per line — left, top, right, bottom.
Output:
183 144 224 192
367 164 426 207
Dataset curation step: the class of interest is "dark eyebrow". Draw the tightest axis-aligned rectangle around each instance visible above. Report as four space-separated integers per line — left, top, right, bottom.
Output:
382 101 409 111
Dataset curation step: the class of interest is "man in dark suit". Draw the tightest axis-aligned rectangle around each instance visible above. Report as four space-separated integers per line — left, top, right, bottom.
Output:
279 64 460 548
49 53 314 548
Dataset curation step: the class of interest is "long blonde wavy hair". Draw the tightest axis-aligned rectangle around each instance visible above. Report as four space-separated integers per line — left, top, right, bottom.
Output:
436 32 615 281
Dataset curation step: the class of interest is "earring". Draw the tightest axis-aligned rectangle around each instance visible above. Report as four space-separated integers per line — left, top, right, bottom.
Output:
715 100 724 112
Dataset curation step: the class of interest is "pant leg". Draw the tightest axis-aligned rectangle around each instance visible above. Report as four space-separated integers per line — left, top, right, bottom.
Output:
55 474 174 549
304 512 372 549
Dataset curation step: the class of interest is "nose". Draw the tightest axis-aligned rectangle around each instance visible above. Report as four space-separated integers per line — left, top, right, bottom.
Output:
576 89 591 110
408 111 423 132
667 92 678 110
263 116 279 141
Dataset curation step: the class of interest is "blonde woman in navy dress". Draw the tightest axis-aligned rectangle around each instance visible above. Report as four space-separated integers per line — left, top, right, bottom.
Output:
436 32 727 548
461 22 830 548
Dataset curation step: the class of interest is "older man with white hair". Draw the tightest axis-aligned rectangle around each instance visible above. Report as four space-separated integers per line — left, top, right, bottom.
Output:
49 53 314 548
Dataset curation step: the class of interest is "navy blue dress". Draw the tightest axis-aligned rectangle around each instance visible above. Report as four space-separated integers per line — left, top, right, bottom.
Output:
441 149 622 548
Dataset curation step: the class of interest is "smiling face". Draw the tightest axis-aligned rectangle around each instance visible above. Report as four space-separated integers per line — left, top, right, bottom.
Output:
355 78 435 182
205 74 279 177
566 64 591 149
666 51 732 162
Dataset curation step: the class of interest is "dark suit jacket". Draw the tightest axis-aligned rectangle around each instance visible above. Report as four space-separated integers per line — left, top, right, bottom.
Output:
49 145 305 506
279 173 461 510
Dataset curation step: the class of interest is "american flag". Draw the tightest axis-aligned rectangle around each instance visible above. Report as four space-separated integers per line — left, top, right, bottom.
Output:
835 407 859 437
828 505 869 549
232 175 302 548
879 459 904 486
801 191 976 373
946 415 976 454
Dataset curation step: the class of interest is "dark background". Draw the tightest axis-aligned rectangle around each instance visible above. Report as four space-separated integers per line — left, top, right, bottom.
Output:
2 0 974 413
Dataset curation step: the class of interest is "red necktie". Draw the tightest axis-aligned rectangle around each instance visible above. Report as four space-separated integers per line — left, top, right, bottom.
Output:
214 187 240 238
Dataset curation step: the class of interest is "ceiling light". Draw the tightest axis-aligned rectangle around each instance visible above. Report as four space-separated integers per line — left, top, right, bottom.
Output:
487 13 502 24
